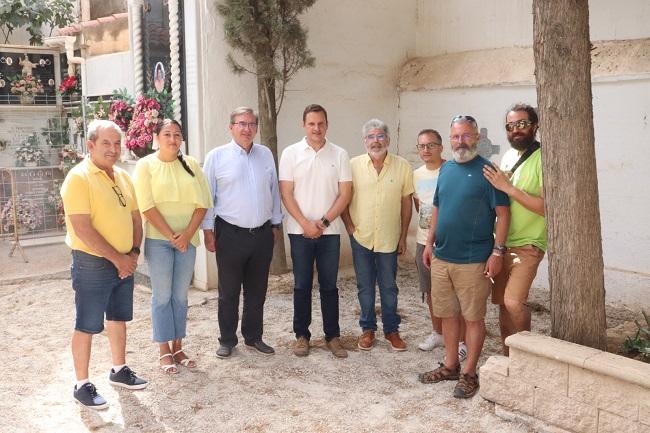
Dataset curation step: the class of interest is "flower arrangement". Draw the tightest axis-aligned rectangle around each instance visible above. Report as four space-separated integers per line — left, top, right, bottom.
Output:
125 95 162 157
15 134 47 167
10 74 44 96
0 194 44 233
58 75 80 95
59 144 84 175
109 99 134 132
46 180 66 228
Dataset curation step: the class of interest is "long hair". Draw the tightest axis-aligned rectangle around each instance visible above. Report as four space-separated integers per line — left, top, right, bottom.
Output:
155 119 194 177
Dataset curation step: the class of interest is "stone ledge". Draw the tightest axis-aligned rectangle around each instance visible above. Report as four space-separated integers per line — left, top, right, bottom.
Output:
506 332 650 389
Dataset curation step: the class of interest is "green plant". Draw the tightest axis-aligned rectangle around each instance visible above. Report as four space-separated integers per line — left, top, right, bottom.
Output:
623 310 650 362
0 0 76 45
15 134 47 166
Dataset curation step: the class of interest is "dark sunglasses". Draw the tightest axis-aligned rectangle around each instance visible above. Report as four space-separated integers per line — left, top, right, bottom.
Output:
112 185 127 207
505 119 534 132
450 114 477 127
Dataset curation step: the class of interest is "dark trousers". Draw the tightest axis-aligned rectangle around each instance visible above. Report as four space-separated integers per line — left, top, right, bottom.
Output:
215 217 274 347
289 234 341 341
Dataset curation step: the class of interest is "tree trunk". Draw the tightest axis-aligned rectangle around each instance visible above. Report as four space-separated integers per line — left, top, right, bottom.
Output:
533 0 607 350
257 75 288 275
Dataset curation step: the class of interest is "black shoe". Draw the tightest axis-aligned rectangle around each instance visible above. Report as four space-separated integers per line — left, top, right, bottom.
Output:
108 366 148 390
245 340 275 355
216 344 233 358
74 382 108 410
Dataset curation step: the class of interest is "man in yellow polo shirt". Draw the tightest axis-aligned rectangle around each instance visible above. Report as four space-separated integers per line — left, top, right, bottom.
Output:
61 119 147 410
342 118 414 351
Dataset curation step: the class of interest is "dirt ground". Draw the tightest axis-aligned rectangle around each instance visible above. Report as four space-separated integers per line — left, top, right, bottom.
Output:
0 241 642 433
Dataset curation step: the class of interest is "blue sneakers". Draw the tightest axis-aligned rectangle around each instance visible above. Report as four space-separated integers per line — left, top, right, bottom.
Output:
73 382 108 410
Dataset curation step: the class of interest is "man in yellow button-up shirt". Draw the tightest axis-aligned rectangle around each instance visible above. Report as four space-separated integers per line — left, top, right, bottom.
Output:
342 118 414 352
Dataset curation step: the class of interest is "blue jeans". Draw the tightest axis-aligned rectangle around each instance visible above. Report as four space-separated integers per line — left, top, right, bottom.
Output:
71 250 134 334
350 235 401 334
144 238 196 343
289 234 341 341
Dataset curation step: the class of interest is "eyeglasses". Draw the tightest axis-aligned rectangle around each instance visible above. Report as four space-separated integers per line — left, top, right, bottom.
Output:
416 142 442 150
505 119 534 132
365 133 387 141
232 121 258 129
449 133 477 143
112 185 126 207
450 114 477 127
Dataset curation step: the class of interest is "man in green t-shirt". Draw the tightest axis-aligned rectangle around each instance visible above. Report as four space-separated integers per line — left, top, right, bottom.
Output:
483 103 547 356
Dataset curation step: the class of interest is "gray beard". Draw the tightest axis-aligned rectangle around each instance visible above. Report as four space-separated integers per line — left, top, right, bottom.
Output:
452 147 479 163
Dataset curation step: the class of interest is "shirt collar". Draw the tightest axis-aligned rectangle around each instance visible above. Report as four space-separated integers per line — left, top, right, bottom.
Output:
229 139 258 155
363 152 392 166
300 137 329 152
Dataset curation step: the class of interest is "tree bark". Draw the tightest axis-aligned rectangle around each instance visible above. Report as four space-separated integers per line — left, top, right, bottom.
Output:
533 0 607 350
257 75 288 274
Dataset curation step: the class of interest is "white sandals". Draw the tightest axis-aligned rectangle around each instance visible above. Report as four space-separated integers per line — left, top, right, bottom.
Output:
159 353 178 374
172 350 196 368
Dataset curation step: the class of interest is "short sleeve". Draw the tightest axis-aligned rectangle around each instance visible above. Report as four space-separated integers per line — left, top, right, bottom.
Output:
133 158 155 212
401 162 415 196
61 171 90 215
278 147 294 181
189 157 214 209
339 150 352 182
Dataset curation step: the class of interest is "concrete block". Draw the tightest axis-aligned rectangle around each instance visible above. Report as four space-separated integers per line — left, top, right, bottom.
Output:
506 332 602 367
569 365 644 419
494 405 574 433
640 402 650 427
598 410 640 433
510 348 568 394
480 355 509 377
583 352 650 389
533 387 597 433
480 366 534 415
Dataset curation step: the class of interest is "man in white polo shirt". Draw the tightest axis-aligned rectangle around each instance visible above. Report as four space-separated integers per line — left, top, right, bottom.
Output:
279 104 352 358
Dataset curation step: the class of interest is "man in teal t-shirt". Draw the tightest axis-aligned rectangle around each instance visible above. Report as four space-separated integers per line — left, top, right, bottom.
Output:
483 103 547 356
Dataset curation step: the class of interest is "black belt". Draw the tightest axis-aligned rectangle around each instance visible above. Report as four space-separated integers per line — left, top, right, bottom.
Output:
216 216 270 234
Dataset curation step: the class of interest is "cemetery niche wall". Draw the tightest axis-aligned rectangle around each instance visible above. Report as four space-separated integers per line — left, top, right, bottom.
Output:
1 46 83 243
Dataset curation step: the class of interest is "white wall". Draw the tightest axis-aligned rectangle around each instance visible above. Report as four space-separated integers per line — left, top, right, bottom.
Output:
84 52 133 96
416 0 650 56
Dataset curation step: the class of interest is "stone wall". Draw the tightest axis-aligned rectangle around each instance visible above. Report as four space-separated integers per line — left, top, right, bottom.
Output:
480 332 650 433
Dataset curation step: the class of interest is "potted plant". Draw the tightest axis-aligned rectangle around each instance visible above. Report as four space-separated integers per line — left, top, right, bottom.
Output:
15 134 47 167
0 194 44 235
10 74 44 104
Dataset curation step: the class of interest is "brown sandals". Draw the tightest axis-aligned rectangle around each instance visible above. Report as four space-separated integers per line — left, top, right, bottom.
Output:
418 362 460 384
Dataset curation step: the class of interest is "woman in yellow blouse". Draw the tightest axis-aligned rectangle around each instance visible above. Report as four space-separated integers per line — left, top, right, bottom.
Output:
134 119 212 374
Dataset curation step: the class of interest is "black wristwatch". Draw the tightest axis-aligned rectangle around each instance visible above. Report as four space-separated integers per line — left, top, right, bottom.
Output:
321 217 330 228
271 223 281 229
129 246 141 255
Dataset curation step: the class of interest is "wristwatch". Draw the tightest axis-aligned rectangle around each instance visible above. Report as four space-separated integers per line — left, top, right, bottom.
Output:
271 223 281 229
129 246 141 255
321 217 330 228
493 244 507 254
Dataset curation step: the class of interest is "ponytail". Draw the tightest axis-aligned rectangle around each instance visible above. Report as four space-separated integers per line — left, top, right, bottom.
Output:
177 152 195 177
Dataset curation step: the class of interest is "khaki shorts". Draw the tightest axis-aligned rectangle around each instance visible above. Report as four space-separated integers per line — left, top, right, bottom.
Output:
430 256 491 321
492 245 545 305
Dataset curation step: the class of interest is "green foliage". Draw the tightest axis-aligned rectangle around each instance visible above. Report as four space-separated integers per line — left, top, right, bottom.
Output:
623 310 650 362
216 0 316 114
0 0 76 45
144 88 174 120
111 88 135 106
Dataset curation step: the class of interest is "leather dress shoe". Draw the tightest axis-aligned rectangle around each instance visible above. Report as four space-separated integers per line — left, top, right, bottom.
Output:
216 344 233 358
357 330 375 350
245 340 275 355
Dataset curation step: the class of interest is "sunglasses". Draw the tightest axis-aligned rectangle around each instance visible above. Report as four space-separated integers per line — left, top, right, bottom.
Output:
505 119 534 132
112 185 127 207
450 114 478 127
